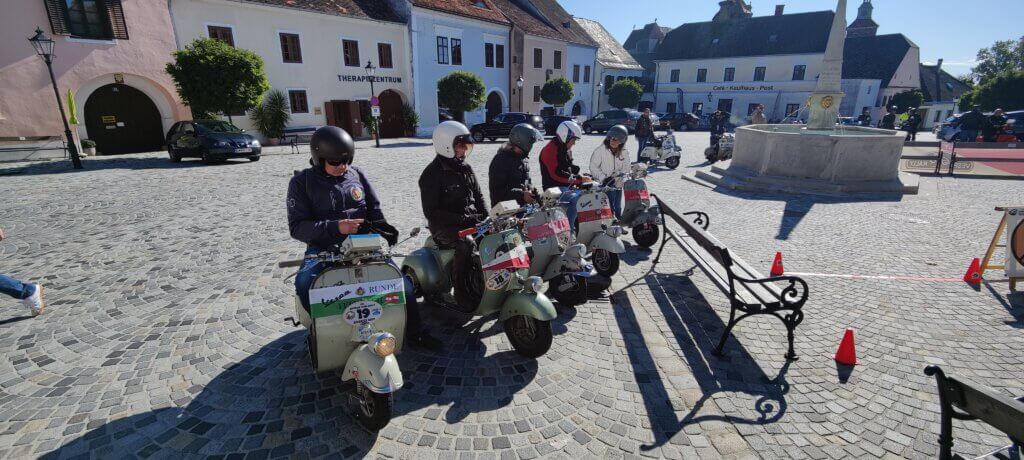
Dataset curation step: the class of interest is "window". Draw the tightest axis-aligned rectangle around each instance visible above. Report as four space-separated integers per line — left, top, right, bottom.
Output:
946 109 953 118
377 43 393 68
451 38 462 65
533 48 542 68
436 37 449 64
717 99 733 113
583 66 590 83
485 43 494 67
553 50 562 69
604 75 614 89
207 25 234 46
696 68 707 82
533 86 540 102
46 0 129 40
785 103 801 117
280 33 302 63
288 90 309 114
934 110 943 123
792 65 806 81
341 40 359 67
573 65 580 83
692 102 704 115
754 66 766 82
666 102 677 114
670 69 680 83
867 85 872 94
496 44 505 68
724 67 735 82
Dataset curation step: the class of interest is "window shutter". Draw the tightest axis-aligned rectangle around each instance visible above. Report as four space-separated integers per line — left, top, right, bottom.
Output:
105 0 129 39
43 0 70 35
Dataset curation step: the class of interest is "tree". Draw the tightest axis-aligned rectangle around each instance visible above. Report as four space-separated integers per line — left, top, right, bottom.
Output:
541 78 574 108
960 70 1024 112
437 71 486 121
166 38 270 121
970 37 1024 85
607 79 644 110
889 90 924 113
249 89 290 140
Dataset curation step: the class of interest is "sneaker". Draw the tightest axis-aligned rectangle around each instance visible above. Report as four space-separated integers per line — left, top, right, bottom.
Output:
23 284 44 316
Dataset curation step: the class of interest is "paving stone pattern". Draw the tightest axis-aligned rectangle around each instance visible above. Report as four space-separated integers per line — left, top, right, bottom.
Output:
0 133 1021 459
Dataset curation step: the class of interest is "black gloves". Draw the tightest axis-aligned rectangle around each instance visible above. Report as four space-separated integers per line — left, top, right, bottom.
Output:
358 220 399 247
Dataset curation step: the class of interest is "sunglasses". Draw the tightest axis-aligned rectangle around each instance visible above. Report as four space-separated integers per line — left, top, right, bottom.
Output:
325 160 346 167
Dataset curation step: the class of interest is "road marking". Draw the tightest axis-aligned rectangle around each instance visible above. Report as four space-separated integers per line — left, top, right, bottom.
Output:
786 272 963 282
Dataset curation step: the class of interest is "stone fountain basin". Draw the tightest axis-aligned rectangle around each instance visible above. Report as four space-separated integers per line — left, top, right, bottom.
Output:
729 124 906 182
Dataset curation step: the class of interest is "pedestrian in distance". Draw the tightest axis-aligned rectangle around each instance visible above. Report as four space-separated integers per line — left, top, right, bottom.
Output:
0 227 45 317
904 108 921 142
710 110 729 147
750 105 767 125
857 108 872 127
982 108 1007 142
880 106 897 130
958 105 987 142
634 108 654 163
589 125 631 219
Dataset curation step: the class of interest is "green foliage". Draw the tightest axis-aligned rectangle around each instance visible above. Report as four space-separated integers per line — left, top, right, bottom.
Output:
541 78 574 107
249 90 291 139
607 79 644 109
81 139 96 148
970 37 1024 85
402 104 419 132
889 90 924 113
166 38 270 118
960 70 1024 112
437 71 486 115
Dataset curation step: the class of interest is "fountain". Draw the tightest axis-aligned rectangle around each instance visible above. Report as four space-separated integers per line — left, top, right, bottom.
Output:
690 0 919 194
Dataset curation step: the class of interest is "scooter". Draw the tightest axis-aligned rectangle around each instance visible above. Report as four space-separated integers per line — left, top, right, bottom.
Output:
705 133 735 163
523 188 595 307
402 201 557 358
617 164 662 248
564 180 626 277
279 233 409 430
639 130 683 169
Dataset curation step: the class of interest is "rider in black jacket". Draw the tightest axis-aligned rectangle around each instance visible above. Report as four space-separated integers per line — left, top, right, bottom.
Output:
488 124 543 207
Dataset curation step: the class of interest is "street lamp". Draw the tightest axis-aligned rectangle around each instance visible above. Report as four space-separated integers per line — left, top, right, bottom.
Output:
595 79 603 114
516 76 524 112
364 60 380 147
28 27 82 169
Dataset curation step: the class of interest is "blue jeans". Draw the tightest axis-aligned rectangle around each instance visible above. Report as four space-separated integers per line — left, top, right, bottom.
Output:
1 274 34 301
294 247 423 335
606 190 622 219
636 137 649 162
558 188 582 230
959 130 979 142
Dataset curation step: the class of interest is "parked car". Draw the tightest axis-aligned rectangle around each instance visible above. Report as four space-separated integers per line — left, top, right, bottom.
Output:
582 110 660 134
469 112 544 142
935 115 961 141
542 115 575 136
660 112 699 131
166 120 261 164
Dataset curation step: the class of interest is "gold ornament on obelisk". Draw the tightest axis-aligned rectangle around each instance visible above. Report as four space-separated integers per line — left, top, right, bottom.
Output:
821 96 834 109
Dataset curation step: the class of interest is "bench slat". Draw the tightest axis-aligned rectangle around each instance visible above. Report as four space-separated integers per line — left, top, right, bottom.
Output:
947 377 1024 441
670 229 771 307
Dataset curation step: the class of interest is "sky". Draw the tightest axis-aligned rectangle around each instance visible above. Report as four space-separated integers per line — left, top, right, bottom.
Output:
561 0 1023 77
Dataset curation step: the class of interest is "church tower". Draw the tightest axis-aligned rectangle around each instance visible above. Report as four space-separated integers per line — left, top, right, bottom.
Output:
712 0 753 22
847 0 879 37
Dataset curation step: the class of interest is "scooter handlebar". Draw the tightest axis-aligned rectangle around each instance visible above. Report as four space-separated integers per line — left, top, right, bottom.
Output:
458 227 477 238
278 260 304 268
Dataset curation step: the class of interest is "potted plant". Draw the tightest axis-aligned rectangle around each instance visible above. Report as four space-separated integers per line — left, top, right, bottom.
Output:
402 104 419 136
250 89 290 145
81 139 96 156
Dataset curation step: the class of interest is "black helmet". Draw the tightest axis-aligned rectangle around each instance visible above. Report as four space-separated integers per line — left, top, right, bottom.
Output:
508 123 543 153
310 126 355 167
606 125 629 144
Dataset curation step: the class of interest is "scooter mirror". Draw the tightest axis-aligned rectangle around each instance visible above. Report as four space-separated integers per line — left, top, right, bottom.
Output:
410 227 421 238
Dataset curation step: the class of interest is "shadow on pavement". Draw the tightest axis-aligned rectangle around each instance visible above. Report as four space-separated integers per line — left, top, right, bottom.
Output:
375 141 433 149
0 315 34 327
985 283 1024 328
1 156 252 176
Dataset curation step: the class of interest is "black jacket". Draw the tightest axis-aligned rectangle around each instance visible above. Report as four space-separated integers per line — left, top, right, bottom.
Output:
419 155 487 235
635 115 654 137
488 144 532 207
880 113 896 129
960 110 986 130
710 114 729 135
287 166 385 249
904 114 921 132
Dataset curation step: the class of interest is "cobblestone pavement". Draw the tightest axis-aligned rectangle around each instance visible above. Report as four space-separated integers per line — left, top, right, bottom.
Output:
1 132 1021 459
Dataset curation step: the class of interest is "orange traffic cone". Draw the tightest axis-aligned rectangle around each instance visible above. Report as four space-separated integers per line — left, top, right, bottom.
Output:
833 328 859 365
770 252 785 276
962 258 982 284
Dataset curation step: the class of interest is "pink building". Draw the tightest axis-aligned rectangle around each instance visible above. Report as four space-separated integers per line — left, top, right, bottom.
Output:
0 0 188 156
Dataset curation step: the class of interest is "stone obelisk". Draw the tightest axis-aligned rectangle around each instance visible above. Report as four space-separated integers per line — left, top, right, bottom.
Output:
806 0 847 131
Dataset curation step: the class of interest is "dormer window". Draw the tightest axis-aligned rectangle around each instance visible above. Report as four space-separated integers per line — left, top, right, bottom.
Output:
768 34 777 42
712 38 720 44
473 0 486 7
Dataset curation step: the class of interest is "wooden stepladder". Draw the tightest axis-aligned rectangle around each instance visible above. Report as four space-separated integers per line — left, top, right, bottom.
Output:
980 207 1024 291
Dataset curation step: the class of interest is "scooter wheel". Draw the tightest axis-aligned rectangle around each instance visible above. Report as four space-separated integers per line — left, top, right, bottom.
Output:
504 316 553 358
592 249 620 277
549 275 587 307
632 224 659 248
665 156 681 169
356 384 394 431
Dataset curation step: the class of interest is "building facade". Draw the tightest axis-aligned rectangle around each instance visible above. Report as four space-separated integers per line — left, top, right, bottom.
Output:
918 61 971 130
170 0 411 140
565 43 597 118
574 18 644 115
0 0 188 156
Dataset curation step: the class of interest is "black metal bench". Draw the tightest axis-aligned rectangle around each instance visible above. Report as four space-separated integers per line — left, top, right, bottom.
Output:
281 128 318 154
924 365 1024 460
651 194 809 360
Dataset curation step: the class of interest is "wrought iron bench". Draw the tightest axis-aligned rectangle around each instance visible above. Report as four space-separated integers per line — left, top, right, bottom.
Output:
924 365 1024 460
651 194 808 360
281 127 319 155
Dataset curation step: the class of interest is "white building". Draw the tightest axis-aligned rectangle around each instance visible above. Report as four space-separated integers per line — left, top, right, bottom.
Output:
169 0 413 139
574 18 645 115
565 43 597 118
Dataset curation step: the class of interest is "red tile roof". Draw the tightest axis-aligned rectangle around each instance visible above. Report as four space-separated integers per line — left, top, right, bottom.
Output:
412 0 510 24
490 0 597 47
244 0 401 22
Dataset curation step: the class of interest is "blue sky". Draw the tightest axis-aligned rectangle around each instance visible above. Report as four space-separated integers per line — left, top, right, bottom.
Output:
562 0 1023 77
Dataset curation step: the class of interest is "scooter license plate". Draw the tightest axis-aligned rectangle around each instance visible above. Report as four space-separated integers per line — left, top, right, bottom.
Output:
356 323 374 342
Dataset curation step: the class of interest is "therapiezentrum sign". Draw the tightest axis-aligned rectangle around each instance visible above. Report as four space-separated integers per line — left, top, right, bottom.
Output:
337 75 403 83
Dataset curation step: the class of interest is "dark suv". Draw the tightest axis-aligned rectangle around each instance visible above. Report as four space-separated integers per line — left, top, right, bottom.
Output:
659 113 700 131
542 115 575 136
470 113 544 142
166 120 261 163
582 110 629 134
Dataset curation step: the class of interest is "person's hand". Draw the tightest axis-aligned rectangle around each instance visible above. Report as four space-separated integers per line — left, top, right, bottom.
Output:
0 227 4 241
522 191 537 204
337 219 364 234
580 176 594 184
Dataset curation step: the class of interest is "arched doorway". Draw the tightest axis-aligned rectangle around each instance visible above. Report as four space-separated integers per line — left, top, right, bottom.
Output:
84 83 165 154
571 101 584 117
486 92 503 122
377 90 405 138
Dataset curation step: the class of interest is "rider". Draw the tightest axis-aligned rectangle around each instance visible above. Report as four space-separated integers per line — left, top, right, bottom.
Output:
288 126 441 350
539 120 591 228
419 121 487 311
589 125 631 219
488 124 543 207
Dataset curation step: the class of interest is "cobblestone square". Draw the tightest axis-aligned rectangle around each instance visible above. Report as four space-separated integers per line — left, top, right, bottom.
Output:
1 132 1021 459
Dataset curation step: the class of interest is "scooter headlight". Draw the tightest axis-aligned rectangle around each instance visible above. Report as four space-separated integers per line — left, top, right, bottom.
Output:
371 332 397 357
607 225 624 238
525 276 544 294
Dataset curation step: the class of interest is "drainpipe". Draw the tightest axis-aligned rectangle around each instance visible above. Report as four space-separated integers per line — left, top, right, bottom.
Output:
167 0 181 50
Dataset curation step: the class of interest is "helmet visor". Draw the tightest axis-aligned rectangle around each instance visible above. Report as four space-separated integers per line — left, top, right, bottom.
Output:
454 134 475 156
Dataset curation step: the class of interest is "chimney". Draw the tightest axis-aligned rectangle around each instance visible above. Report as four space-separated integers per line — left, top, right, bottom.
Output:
935 59 944 102
775 5 785 16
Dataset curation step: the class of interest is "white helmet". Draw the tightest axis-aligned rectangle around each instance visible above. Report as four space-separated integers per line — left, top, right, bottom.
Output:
556 120 582 144
432 120 475 159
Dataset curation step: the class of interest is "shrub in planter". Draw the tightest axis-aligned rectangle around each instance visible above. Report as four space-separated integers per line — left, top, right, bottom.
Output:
402 104 419 135
250 89 290 145
81 139 97 156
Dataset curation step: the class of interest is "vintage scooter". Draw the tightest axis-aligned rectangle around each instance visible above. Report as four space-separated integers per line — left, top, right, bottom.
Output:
522 188 595 307
639 130 683 169
617 164 662 248
563 179 626 277
402 201 557 358
279 233 410 430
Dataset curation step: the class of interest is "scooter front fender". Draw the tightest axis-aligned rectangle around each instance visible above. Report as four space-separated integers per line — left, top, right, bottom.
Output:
401 248 444 294
499 292 557 322
591 233 626 254
343 344 403 394
633 207 661 227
